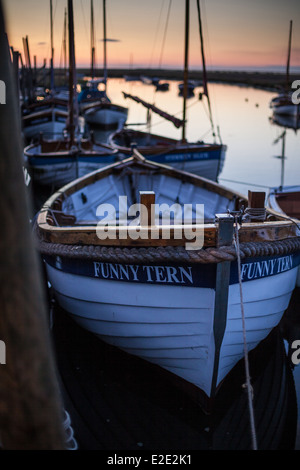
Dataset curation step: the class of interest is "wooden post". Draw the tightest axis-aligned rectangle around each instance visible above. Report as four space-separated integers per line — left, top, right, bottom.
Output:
210 213 234 397
0 1 65 449
139 191 155 227
248 190 266 222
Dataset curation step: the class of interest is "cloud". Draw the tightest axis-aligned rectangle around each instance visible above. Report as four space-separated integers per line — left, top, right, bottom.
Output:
98 38 121 43
37 41 47 46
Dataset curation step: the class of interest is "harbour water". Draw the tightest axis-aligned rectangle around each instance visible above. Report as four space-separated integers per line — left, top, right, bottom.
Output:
33 77 300 451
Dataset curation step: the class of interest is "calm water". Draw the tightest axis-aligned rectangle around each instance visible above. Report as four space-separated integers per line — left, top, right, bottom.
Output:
97 77 300 196
88 77 300 449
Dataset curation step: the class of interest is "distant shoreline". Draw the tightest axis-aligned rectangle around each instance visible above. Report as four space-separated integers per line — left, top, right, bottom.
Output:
51 68 298 91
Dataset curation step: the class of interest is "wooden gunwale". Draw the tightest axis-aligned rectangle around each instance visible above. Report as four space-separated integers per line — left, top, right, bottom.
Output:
36 156 299 248
109 129 223 156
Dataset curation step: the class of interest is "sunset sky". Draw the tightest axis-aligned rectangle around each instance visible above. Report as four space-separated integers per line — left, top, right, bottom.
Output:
3 0 300 71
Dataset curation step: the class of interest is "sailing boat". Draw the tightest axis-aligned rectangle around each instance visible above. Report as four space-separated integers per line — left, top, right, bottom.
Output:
270 21 300 118
79 0 128 129
109 0 226 182
22 1 68 142
24 0 118 187
267 130 300 287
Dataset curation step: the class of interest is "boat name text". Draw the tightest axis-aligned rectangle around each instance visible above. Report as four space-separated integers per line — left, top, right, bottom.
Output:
93 262 194 285
240 255 293 281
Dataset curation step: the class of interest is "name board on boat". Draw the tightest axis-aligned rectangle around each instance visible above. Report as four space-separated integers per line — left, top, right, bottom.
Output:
45 251 300 288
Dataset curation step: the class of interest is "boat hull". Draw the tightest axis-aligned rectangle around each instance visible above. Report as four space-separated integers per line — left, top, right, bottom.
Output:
23 114 67 141
109 130 226 181
83 104 128 129
24 152 118 187
44 250 300 397
273 104 299 117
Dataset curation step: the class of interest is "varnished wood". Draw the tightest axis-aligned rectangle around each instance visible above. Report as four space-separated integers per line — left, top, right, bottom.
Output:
248 190 266 209
140 191 155 227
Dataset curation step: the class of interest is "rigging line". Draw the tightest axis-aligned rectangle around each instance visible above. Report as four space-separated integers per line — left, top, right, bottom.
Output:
80 0 90 48
148 0 166 68
158 0 172 69
219 177 273 188
196 0 216 139
233 220 258 451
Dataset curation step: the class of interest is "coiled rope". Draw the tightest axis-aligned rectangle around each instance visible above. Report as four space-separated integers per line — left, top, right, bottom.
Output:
34 226 300 265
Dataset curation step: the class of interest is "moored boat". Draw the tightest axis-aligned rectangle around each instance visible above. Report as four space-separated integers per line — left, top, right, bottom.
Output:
34 153 300 401
270 20 300 119
268 185 300 287
24 0 119 187
267 129 300 286
108 1 226 182
109 126 226 181
79 0 128 129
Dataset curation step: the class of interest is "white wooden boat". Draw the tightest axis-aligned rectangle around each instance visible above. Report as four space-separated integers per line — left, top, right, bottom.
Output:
35 153 300 401
268 185 300 287
270 92 300 118
267 130 300 286
79 0 128 129
22 106 68 141
270 20 300 119
108 1 226 182
268 186 300 221
82 98 128 129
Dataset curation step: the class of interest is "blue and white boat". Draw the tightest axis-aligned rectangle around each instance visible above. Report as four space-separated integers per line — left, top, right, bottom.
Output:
24 0 119 187
35 154 300 403
109 126 226 182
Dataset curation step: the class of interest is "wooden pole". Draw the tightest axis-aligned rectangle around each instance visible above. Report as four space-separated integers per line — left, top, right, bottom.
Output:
210 213 234 397
248 190 266 222
50 0 54 90
286 20 292 92
0 1 65 449
90 0 95 80
140 191 155 227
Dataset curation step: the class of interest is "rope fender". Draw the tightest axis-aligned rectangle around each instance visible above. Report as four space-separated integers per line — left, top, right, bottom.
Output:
33 230 300 265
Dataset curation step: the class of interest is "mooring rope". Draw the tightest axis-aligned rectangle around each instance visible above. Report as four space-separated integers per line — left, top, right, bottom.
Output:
233 217 258 450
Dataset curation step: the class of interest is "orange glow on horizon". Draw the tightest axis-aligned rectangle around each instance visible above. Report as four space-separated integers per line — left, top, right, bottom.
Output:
3 0 300 72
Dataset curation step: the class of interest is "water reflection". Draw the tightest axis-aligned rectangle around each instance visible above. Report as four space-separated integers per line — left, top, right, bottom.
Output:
52 302 297 450
90 79 300 198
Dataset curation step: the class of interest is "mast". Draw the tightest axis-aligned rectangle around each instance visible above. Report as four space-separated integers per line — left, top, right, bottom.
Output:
103 0 107 91
286 20 292 92
182 0 189 142
90 0 95 79
63 7 67 82
196 0 216 139
67 0 78 145
50 0 54 90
